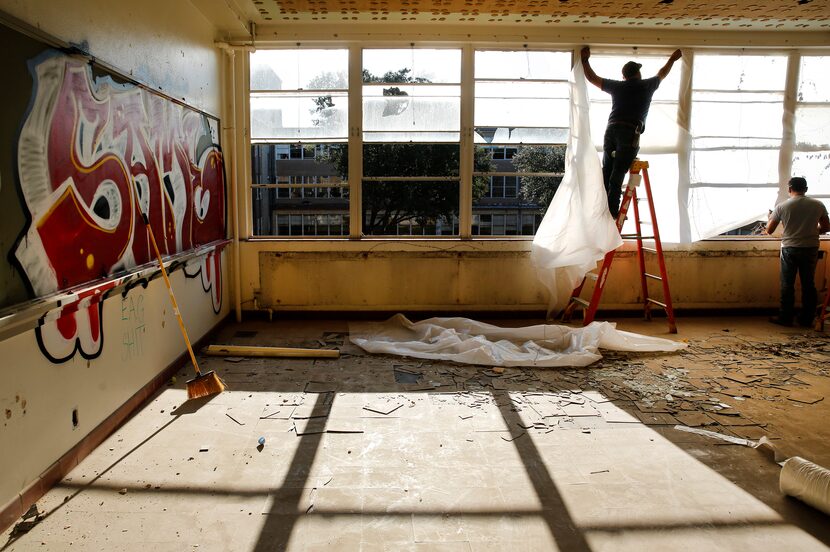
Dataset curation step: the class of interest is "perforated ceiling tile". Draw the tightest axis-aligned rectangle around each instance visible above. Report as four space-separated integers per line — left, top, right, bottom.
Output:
250 0 830 27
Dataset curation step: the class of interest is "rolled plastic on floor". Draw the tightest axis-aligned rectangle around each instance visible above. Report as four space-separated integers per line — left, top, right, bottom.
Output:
349 314 686 368
780 456 830 515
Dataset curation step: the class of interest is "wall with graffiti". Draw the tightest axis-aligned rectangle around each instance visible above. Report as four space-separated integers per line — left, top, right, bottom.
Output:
0 6 229 519
1 21 227 362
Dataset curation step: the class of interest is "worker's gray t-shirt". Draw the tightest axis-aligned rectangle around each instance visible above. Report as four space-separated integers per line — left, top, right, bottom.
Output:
771 195 828 248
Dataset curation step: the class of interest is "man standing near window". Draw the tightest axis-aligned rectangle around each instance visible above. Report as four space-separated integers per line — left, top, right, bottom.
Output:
766 176 830 327
581 47 682 218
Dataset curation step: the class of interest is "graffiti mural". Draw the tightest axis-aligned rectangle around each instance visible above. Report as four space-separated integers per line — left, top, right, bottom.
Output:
14 53 226 362
35 281 117 363
184 250 223 315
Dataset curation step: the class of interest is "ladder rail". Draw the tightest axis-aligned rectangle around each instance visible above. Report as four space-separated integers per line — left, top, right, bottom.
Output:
641 167 677 333
631 186 651 320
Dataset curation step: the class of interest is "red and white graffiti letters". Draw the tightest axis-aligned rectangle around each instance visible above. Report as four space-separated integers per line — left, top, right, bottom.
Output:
15 54 226 362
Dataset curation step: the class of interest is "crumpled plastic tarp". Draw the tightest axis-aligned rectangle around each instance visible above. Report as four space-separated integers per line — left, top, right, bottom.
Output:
349 314 686 368
530 55 623 314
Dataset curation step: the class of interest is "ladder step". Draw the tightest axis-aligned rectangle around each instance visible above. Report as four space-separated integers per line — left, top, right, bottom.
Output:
620 233 640 239
571 297 590 307
647 298 668 308
645 273 662 281
640 235 656 240
642 247 657 254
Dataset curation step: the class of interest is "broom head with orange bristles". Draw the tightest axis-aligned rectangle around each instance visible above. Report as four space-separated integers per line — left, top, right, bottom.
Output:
186 370 226 400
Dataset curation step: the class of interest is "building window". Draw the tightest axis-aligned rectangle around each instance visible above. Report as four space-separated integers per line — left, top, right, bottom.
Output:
472 50 570 237
688 54 787 240
250 50 349 236
247 46 820 242
793 55 830 211
361 49 462 236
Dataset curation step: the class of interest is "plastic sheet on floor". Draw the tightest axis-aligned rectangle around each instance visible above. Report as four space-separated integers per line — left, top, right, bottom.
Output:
349 314 686 368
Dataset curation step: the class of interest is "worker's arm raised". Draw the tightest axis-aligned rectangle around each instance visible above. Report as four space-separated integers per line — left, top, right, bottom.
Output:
581 47 603 89
657 49 683 81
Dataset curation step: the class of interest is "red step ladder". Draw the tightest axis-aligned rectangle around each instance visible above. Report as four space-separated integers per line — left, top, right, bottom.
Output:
561 159 677 333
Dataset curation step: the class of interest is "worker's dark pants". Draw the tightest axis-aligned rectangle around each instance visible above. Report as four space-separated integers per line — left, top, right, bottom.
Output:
602 125 640 217
779 246 819 324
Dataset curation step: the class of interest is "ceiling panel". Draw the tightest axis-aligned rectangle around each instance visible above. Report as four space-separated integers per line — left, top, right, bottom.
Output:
233 0 830 29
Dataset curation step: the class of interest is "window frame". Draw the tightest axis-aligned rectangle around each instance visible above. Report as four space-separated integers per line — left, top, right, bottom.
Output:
244 44 830 243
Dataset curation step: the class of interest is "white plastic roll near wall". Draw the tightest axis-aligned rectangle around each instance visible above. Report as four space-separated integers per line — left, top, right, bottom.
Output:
779 456 830 515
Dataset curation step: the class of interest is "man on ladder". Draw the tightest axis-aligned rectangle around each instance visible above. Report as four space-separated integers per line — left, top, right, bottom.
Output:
581 47 682 217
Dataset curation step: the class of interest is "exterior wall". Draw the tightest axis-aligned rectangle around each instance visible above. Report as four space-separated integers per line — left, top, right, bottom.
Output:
243 239 830 313
0 0 228 521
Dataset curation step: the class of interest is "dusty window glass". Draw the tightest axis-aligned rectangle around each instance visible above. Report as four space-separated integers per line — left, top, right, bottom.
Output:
474 50 570 145
360 143 460 236
690 54 786 190
693 55 787 92
251 50 348 91
250 50 348 141
688 54 787 238
362 49 461 142
794 56 830 203
251 143 349 237
250 49 349 237
587 54 682 152
472 50 570 237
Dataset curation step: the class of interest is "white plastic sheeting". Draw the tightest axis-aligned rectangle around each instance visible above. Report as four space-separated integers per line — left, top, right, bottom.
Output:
530 58 622 313
349 314 686 368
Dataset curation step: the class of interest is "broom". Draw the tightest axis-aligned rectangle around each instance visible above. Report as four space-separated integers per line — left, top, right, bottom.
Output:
141 212 225 399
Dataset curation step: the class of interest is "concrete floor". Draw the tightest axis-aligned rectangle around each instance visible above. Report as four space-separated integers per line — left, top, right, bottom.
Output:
3 315 830 551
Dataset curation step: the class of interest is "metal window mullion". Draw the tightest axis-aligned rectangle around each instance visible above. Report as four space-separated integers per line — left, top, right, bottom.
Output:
676 49 694 243
239 50 252 240
473 172 563 177
362 81 460 87
692 88 786 94
474 78 569 84
459 44 474 240
251 88 348 95
348 44 363 239
361 177 460 182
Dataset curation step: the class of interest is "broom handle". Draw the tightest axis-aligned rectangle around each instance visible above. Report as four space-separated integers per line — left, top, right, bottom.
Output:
143 214 202 376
